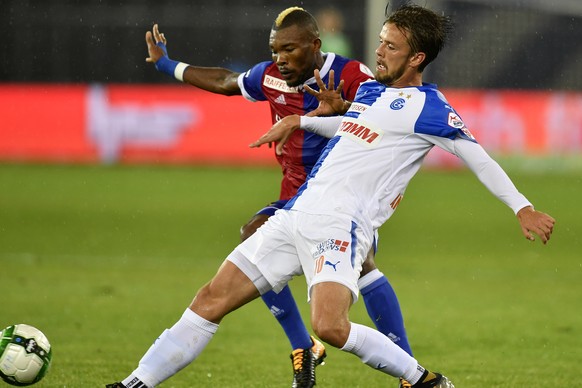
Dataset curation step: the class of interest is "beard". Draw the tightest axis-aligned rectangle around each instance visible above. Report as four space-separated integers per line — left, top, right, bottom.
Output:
374 63 407 86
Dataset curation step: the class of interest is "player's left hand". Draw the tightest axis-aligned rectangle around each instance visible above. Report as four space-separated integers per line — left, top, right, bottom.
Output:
145 24 168 63
249 115 301 155
516 206 555 244
304 69 349 116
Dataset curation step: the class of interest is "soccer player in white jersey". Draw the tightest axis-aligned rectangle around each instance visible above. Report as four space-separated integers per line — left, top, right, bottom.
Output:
107 3 554 388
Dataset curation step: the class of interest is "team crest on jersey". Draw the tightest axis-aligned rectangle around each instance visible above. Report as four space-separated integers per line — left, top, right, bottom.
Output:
447 112 475 140
390 98 406 110
263 75 299 93
338 117 383 147
312 239 350 259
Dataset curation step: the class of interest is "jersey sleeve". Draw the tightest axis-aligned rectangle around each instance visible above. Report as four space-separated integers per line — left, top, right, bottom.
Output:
415 88 478 142
236 61 271 102
300 116 343 138
338 60 374 101
421 134 532 214
456 139 532 213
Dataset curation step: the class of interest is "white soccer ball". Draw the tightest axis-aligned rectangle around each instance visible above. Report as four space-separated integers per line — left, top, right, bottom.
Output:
0 324 52 386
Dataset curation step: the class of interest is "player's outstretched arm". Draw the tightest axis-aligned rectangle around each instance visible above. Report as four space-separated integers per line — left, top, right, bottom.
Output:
516 206 555 244
304 69 351 116
250 115 342 155
144 24 241 95
450 138 556 244
250 115 301 155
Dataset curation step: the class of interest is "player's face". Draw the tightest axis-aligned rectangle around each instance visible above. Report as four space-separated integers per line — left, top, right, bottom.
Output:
374 23 415 86
270 25 320 87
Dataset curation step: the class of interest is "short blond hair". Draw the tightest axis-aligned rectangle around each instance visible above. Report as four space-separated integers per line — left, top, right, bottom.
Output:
271 6 319 38
274 6 305 28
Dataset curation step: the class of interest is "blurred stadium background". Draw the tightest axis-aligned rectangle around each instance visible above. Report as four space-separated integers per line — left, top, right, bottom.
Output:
2 0 582 89
1 0 581 167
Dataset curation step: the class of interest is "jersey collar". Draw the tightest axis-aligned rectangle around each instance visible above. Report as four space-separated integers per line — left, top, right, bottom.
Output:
302 52 336 88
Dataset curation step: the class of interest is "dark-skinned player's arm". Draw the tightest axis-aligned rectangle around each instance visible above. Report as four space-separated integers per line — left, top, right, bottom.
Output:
145 24 241 95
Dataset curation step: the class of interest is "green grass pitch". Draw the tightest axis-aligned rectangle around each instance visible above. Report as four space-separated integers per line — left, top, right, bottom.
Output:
0 163 580 387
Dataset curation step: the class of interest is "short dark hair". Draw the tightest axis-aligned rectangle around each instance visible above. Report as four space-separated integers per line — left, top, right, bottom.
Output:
272 7 319 38
386 2 453 72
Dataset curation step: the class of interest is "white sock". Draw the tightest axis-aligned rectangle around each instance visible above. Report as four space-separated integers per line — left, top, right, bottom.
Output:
127 308 218 387
340 322 418 380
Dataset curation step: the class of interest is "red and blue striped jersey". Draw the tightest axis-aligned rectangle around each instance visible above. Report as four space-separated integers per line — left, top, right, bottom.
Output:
237 53 373 200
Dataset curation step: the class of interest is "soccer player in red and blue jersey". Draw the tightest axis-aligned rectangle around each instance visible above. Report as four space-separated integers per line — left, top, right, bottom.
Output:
144 7 412 387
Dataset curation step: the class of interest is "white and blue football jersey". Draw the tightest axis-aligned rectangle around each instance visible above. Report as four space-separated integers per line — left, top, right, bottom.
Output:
286 80 531 235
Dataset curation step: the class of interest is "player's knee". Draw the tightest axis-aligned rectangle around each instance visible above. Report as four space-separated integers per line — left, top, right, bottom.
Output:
312 316 350 348
189 284 228 324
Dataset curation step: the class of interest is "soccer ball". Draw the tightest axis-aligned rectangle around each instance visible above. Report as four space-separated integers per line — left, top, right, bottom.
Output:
0 324 52 386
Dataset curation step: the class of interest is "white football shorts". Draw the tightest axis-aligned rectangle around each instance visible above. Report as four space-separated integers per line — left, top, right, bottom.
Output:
227 209 372 303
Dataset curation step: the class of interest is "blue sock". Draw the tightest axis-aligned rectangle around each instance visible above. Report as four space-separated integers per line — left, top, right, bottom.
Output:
261 285 312 350
359 269 413 356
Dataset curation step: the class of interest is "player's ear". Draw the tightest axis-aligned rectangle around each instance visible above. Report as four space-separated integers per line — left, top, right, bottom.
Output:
313 38 322 51
410 52 426 68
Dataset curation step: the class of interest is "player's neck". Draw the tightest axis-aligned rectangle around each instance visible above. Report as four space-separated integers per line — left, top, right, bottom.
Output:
388 73 422 88
314 51 324 70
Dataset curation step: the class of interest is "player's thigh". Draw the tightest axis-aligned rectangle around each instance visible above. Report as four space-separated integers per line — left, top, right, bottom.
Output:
310 281 352 346
190 260 260 322
296 213 371 303
231 211 303 293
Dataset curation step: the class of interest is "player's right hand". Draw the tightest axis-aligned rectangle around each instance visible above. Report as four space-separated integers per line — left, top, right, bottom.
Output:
305 69 349 116
249 115 301 155
516 206 555 244
145 24 168 63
